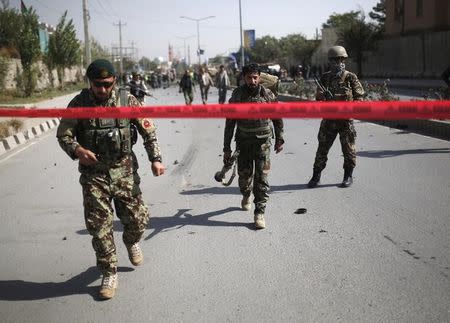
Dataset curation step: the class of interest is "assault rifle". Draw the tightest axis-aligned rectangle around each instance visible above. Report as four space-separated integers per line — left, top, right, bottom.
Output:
214 150 239 186
314 77 333 101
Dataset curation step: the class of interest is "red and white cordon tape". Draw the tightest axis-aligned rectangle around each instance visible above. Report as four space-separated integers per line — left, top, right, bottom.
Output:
0 100 449 119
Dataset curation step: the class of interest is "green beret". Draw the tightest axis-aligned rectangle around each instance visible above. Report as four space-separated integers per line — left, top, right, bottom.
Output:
86 59 116 79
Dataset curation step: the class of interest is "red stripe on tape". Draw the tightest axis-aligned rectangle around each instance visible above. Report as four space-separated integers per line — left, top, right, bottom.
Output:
0 101 449 119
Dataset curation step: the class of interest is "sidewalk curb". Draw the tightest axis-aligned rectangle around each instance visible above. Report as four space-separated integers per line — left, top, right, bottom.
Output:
0 118 60 157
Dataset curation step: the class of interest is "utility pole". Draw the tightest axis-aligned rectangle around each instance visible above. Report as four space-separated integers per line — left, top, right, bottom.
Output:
239 0 244 69
180 15 215 68
114 20 126 76
82 0 91 67
188 44 191 66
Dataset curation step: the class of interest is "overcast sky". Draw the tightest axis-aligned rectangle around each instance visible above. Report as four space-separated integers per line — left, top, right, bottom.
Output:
16 0 380 60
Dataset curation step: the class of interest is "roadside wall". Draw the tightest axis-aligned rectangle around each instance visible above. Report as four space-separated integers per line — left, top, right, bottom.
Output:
311 28 450 78
2 58 84 91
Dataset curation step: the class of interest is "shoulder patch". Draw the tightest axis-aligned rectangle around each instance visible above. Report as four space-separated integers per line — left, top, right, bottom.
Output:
142 118 153 129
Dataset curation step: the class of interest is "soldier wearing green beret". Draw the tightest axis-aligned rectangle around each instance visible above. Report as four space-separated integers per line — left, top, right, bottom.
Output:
56 59 165 300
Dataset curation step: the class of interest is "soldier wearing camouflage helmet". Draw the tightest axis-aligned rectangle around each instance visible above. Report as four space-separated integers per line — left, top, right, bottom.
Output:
56 59 165 300
223 63 284 229
307 46 364 188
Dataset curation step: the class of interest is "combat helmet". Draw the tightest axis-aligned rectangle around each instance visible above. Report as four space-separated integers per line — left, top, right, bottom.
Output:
328 46 348 59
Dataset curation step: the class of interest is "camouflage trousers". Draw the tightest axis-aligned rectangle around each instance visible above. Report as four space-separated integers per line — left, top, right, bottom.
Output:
80 171 149 275
313 119 356 172
237 138 271 215
183 89 194 105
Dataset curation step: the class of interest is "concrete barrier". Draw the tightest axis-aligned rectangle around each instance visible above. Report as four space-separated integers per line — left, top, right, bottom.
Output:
24 129 35 140
0 142 6 156
14 132 27 145
40 122 49 133
32 126 42 136
2 135 17 150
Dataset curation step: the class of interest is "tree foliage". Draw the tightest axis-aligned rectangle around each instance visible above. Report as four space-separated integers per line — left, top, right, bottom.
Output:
16 6 40 96
90 37 110 61
0 7 22 52
279 33 318 67
139 56 158 71
247 35 281 64
369 0 386 30
337 13 382 77
322 11 361 29
245 33 318 70
47 11 81 88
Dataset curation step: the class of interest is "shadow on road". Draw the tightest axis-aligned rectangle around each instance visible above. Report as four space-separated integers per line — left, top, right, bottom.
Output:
76 207 254 240
357 147 450 158
144 207 255 240
180 183 341 196
180 186 240 195
0 266 133 301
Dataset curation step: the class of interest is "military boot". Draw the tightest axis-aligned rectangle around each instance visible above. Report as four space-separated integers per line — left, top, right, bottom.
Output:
254 214 266 229
126 243 143 266
341 168 354 188
307 170 321 188
99 273 118 300
241 195 251 211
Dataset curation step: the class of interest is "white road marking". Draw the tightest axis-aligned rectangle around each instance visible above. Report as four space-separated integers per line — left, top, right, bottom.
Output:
0 142 37 163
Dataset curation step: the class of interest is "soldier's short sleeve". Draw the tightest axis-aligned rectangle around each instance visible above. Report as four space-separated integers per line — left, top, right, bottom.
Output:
129 95 162 162
349 72 365 101
56 96 81 160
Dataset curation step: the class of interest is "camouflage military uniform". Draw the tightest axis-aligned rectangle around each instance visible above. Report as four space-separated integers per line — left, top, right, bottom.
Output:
56 89 162 276
224 85 284 216
312 70 364 172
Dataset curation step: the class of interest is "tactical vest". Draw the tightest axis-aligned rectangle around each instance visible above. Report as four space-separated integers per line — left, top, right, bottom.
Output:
235 86 273 139
323 71 353 101
75 89 132 161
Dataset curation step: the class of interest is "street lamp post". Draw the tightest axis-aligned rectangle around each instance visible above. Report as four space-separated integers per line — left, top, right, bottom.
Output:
176 35 196 67
180 15 215 67
239 0 245 69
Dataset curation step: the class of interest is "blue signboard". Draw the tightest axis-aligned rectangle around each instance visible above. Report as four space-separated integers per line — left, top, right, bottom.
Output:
244 29 255 48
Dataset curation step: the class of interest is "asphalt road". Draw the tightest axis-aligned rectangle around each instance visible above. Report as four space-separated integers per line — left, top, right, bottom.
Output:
0 85 449 322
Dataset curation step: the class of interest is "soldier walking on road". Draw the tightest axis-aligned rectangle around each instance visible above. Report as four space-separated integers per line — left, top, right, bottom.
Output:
179 70 195 105
56 59 165 300
216 65 230 104
128 72 148 105
307 46 364 188
223 63 284 229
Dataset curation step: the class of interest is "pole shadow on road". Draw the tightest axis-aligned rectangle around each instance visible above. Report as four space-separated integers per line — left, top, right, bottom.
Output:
76 207 255 240
144 207 255 240
180 183 340 195
180 186 241 195
357 147 450 158
0 266 133 301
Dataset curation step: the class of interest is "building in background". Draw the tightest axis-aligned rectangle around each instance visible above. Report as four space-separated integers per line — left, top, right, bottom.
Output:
386 0 450 35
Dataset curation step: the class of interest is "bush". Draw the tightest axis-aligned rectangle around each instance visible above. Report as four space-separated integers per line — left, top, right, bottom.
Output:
0 122 10 139
363 80 399 101
7 119 23 132
279 78 316 100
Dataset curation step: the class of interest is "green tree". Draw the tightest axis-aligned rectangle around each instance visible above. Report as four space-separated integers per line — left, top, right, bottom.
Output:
90 37 110 61
369 0 386 30
279 33 318 68
337 13 382 77
322 11 361 29
16 5 40 96
139 56 154 71
248 35 281 63
47 11 81 88
0 7 22 53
